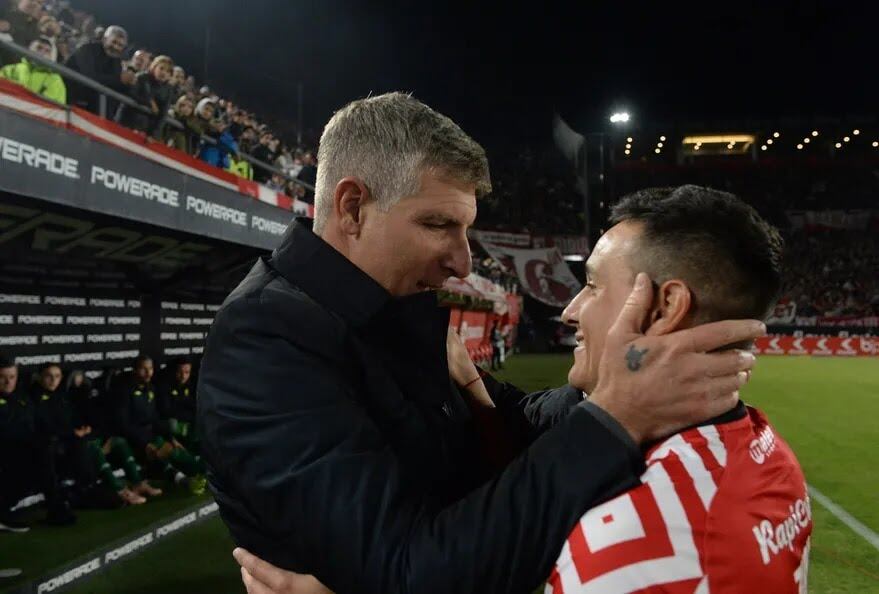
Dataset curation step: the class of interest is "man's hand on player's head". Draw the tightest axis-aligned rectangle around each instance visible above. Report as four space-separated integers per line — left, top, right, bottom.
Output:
233 548 334 594
589 272 764 444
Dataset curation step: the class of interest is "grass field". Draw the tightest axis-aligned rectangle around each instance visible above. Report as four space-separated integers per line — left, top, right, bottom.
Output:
3 355 877 593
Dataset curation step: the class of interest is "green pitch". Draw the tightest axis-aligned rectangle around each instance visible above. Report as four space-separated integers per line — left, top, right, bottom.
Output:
4 355 877 593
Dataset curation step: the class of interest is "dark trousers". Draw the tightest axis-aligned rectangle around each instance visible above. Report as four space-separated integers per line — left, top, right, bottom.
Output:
0 438 65 512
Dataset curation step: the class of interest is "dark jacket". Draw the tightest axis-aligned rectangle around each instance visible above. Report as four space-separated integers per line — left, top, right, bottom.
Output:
64 41 125 114
157 380 196 423
31 387 75 439
110 374 166 450
116 71 173 136
68 379 112 438
0 389 36 443
198 218 642 594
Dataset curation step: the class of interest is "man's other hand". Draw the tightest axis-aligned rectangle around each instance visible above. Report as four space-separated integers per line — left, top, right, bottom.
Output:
590 272 764 443
233 548 333 594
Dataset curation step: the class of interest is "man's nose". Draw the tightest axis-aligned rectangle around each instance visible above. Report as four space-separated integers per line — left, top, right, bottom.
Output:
444 236 472 279
562 289 585 327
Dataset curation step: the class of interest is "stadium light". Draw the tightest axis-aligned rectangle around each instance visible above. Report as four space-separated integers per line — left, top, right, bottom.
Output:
772 132 780 138
767 139 774 145
761 145 767 151
625 143 631 149
626 136 633 142
657 142 664 148
660 135 667 141
835 142 842 148
694 145 700 150
803 138 810 144
843 136 850 142
654 148 661 154
610 112 630 124
796 144 803 150
853 129 860 135
811 130 819 136
624 149 631 155
873 141 879 147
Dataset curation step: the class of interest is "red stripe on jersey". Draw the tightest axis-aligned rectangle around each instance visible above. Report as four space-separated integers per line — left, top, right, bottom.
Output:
681 428 725 486
546 565 563 594
569 485 675 583
659 451 709 569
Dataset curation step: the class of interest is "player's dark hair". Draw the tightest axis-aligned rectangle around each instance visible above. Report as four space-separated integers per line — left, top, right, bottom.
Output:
610 185 784 322
134 354 153 368
38 362 62 373
0 352 15 369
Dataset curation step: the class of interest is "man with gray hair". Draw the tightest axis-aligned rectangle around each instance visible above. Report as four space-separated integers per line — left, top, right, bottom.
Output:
198 92 762 593
65 24 134 114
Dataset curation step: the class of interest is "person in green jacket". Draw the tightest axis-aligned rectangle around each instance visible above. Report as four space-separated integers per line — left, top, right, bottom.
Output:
0 37 67 104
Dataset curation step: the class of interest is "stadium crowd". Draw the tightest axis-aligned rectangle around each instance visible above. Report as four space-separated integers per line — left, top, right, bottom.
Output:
776 229 879 321
0 353 205 533
0 0 316 202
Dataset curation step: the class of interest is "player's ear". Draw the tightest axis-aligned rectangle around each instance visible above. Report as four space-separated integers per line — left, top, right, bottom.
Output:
334 176 370 237
644 279 692 336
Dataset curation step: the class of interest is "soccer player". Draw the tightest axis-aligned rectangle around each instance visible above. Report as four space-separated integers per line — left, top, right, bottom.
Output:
157 358 199 453
67 369 162 502
546 185 811 593
0 354 76 529
111 355 206 495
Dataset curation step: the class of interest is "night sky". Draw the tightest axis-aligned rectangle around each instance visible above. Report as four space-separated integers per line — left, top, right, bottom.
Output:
74 1 877 151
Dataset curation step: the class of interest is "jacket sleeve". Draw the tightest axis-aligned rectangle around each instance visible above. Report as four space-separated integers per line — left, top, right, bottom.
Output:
201 296 643 594
46 75 66 104
482 372 583 443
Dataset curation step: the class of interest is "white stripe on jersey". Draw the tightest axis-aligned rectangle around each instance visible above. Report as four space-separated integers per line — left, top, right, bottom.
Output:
694 575 711 593
697 424 728 467
562 462 703 592
648 434 718 510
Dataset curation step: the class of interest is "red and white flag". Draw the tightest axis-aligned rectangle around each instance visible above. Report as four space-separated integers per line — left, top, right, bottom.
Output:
481 242 580 307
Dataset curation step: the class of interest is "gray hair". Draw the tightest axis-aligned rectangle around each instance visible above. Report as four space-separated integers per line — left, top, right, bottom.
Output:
313 92 491 234
103 25 128 41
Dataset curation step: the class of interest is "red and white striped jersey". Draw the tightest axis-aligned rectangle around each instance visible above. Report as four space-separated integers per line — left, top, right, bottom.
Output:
546 406 812 594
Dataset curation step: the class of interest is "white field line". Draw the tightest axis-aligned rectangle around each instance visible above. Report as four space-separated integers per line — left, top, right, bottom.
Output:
808 483 879 552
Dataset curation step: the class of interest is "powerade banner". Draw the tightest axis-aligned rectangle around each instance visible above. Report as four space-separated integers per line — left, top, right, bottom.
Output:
480 242 581 308
753 335 878 356
0 108 291 250
0 290 142 370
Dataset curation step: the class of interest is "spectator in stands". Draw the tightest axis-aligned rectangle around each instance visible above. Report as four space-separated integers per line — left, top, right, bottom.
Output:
110 355 206 495
0 353 76 530
165 93 198 154
129 48 151 73
198 113 238 170
157 358 198 453
296 150 317 203
67 370 159 505
36 14 60 60
0 0 43 65
169 64 185 99
0 36 66 102
249 130 274 182
65 25 134 114
267 172 285 192
116 54 174 137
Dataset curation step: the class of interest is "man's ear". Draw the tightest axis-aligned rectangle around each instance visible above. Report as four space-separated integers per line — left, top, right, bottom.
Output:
644 279 692 336
333 177 370 236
